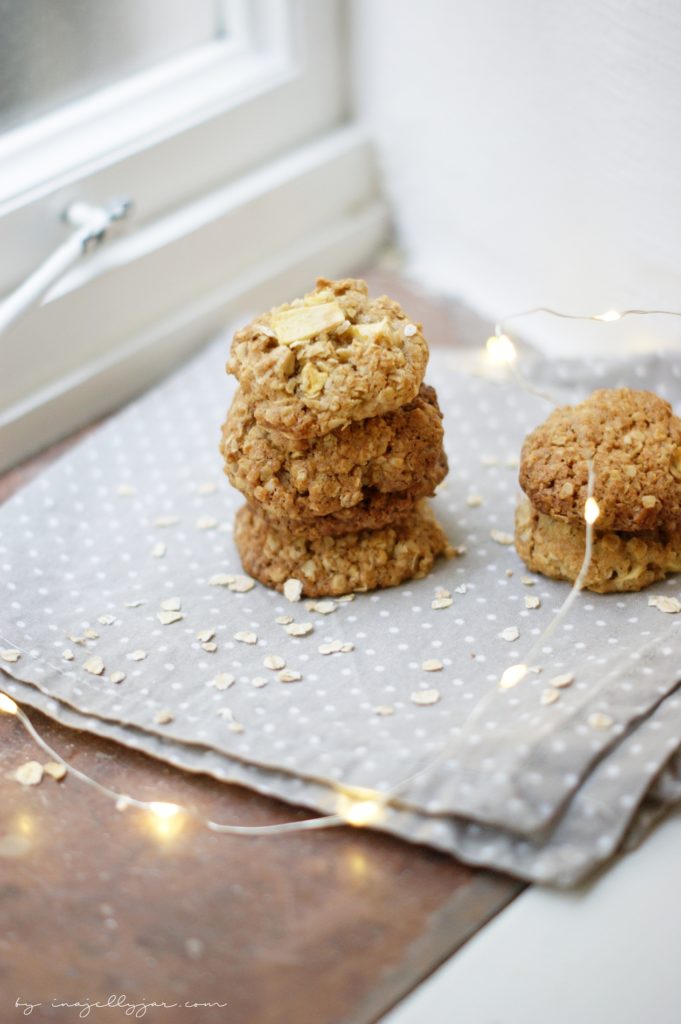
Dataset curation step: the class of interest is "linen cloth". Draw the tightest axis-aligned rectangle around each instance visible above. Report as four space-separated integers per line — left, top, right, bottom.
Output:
2 337 681 886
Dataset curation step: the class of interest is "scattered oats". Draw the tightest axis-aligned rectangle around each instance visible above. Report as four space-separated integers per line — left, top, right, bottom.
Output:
84 628 99 640
540 688 560 706
435 587 452 598
466 494 483 507
62 648 74 661
209 573 234 587
83 656 105 676
97 614 116 626
202 641 218 653
422 659 443 672
373 705 395 716
124 599 146 608
276 614 294 625
154 515 179 527
43 761 67 781
216 707 234 720
454 584 467 594
228 722 245 734
0 649 21 663
588 711 614 730
309 600 336 615
411 689 441 706
524 595 541 609
341 642 354 653
499 626 520 642
452 545 468 556
229 575 255 593
283 578 303 603
336 594 356 603
481 455 498 467
116 483 135 496
151 542 166 558
197 482 217 494
160 597 182 612
212 673 235 690
490 529 514 545
648 595 681 614
251 676 268 689
110 671 126 684
521 576 536 586
505 456 519 468
403 323 418 337
431 596 453 610
67 633 86 646
278 669 302 683
129 649 147 661
154 709 174 725
196 515 218 530
505 568 514 577
15 761 43 786
264 655 286 670
157 610 184 625
550 672 575 689
318 639 344 655
196 628 216 643
234 630 257 645
286 622 313 637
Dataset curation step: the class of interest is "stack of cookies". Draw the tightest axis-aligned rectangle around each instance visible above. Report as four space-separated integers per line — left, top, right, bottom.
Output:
515 388 681 592
221 278 452 596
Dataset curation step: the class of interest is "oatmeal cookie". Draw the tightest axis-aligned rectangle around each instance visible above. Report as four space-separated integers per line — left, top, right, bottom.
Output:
520 388 681 531
514 497 681 593
254 452 448 538
227 278 429 439
221 384 446 519
234 500 453 597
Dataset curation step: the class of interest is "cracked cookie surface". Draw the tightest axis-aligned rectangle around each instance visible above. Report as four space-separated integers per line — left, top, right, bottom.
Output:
226 278 429 439
234 500 453 597
514 497 681 593
519 388 681 531
221 384 446 519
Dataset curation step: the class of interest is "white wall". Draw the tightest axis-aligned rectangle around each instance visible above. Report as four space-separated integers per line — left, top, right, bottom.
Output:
353 0 681 355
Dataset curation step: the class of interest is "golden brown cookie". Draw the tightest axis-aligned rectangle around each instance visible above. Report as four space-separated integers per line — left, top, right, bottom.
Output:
227 278 429 439
234 500 453 597
519 388 681 532
220 384 446 519
514 497 681 593
253 452 448 538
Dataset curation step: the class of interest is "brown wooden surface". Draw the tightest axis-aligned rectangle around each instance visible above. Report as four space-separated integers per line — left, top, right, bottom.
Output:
0 272 518 1024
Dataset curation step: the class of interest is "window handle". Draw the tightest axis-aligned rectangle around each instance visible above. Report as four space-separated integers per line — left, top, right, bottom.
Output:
0 197 133 335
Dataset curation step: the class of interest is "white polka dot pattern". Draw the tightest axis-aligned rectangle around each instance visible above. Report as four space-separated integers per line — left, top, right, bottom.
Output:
2 339 681 886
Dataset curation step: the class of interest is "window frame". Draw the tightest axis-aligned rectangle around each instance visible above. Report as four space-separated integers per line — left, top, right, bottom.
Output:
0 0 387 472
0 0 349 294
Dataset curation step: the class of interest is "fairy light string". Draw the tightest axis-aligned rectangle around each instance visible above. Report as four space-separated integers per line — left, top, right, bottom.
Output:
2 303 681 837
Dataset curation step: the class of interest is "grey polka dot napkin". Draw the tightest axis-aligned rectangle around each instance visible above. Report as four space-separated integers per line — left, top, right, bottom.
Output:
2 337 681 886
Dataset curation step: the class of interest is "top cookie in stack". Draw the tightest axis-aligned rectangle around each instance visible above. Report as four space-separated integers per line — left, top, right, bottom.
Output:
221 277 452 596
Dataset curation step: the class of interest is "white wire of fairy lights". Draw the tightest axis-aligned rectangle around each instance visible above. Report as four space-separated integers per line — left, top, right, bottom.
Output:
2 303 680 837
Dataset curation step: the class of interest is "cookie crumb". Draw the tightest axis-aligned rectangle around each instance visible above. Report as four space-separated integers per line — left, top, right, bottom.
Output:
234 631 257 645
283 578 303 603
15 761 43 786
278 669 302 683
83 656 105 676
411 689 441 706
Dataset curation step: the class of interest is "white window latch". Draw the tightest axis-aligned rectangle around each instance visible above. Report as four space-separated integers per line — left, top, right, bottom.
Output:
0 197 133 335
